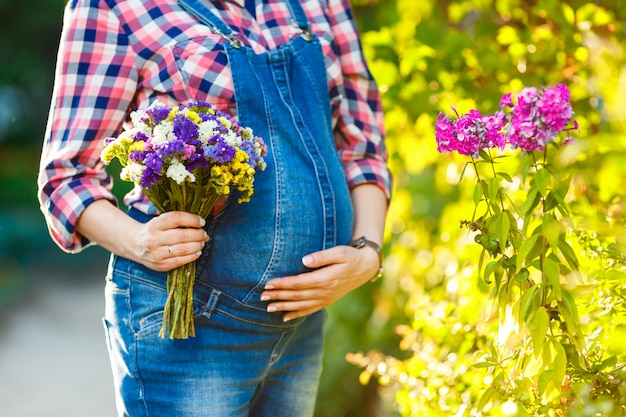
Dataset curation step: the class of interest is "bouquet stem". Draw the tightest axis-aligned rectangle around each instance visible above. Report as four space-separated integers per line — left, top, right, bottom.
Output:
159 260 197 339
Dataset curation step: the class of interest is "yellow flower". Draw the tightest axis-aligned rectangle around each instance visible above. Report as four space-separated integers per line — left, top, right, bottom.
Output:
183 109 202 125
129 141 146 153
167 107 179 121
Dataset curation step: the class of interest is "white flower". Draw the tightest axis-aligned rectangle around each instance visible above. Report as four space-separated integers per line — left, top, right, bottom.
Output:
241 127 253 140
129 109 153 136
166 159 196 184
152 122 175 144
224 131 242 147
120 162 146 184
129 109 146 126
198 119 219 145
118 128 137 142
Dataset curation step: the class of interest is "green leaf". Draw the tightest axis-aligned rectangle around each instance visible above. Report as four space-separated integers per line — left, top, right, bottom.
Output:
543 257 561 300
558 237 579 270
538 369 555 394
535 167 550 196
560 289 580 323
529 306 550 353
521 187 540 215
480 180 489 201
546 177 572 215
488 177 500 203
473 361 497 369
478 247 486 279
549 336 567 392
478 148 492 161
484 261 500 284
496 212 510 254
517 234 540 272
597 355 617 371
473 180 484 206
515 267 530 282
459 161 472 182
558 289 584 351
476 386 497 412
541 213 560 250
496 171 513 182
520 285 541 323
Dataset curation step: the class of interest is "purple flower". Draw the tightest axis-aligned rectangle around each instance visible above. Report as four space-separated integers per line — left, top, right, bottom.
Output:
134 131 149 142
203 137 236 164
186 153 209 172
129 150 145 163
145 106 171 126
155 139 186 159
238 140 256 165
141 153 164 188
172 114 199 142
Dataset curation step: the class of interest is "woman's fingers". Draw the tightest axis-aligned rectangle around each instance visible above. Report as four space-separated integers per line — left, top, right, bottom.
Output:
155 211 206 230
136 211 209 272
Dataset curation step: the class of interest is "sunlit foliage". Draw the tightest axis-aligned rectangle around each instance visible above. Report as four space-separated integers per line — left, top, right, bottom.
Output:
340 0 626 416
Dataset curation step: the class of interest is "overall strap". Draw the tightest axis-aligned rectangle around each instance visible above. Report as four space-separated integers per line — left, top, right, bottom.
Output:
178 0 242 48
177 0 314 46
284 0 313 41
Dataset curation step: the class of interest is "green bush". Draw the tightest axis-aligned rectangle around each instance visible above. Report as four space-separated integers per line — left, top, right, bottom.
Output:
344 0 626 415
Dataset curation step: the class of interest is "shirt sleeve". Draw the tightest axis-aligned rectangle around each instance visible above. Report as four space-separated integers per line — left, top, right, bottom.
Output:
37 1 138 253
328 0 392 199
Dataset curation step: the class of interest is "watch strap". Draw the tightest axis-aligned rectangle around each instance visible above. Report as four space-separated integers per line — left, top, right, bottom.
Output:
349 236 384 282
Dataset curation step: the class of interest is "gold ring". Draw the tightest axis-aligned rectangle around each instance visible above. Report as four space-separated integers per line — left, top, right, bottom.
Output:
168 245 173 255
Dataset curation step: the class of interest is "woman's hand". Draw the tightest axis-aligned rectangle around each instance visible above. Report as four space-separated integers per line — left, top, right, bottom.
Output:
131 211 209 272
259 183 389 322
75 199 209 272
260 243 380 322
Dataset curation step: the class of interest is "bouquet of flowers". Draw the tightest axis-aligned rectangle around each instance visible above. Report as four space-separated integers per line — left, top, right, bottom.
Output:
101 100 267 339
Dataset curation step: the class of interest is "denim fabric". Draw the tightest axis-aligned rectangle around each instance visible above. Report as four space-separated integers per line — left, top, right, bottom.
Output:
103 0 353 416
104 256 326 417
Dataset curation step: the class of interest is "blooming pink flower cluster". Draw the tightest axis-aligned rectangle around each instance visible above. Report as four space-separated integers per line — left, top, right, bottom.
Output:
436 84 575 156
436 109 507 156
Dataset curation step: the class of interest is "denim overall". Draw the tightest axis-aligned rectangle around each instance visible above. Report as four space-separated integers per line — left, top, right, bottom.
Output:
103 0 353 416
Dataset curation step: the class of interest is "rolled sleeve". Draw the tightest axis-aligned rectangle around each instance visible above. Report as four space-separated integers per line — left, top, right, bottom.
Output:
37 2 138 252
329 0 392 199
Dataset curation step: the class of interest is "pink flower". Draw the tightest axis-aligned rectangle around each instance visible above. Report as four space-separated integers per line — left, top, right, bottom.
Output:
506 85 572 151
499 93 513 108
436 109 507 156
435 84 575 156
182 143 196 160
435 112 456 153
536 84 572 132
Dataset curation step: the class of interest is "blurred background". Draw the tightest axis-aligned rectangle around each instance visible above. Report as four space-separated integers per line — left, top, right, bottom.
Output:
0 0 117 416
1 0 625 416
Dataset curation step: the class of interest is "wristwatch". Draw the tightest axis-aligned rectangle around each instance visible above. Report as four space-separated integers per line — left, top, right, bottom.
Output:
349 236 384 283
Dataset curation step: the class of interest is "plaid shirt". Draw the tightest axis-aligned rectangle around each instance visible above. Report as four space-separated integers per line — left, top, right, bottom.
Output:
38 0 390 252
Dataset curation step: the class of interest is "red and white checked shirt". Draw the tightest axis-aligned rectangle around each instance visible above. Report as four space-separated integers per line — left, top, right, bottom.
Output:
38 0 391 252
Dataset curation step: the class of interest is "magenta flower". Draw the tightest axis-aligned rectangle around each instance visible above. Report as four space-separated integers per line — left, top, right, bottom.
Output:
436 84 575 156
436 109 507 157
499 93 513 108
536 84 572 132
505 84 573 152
435 112 457 153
